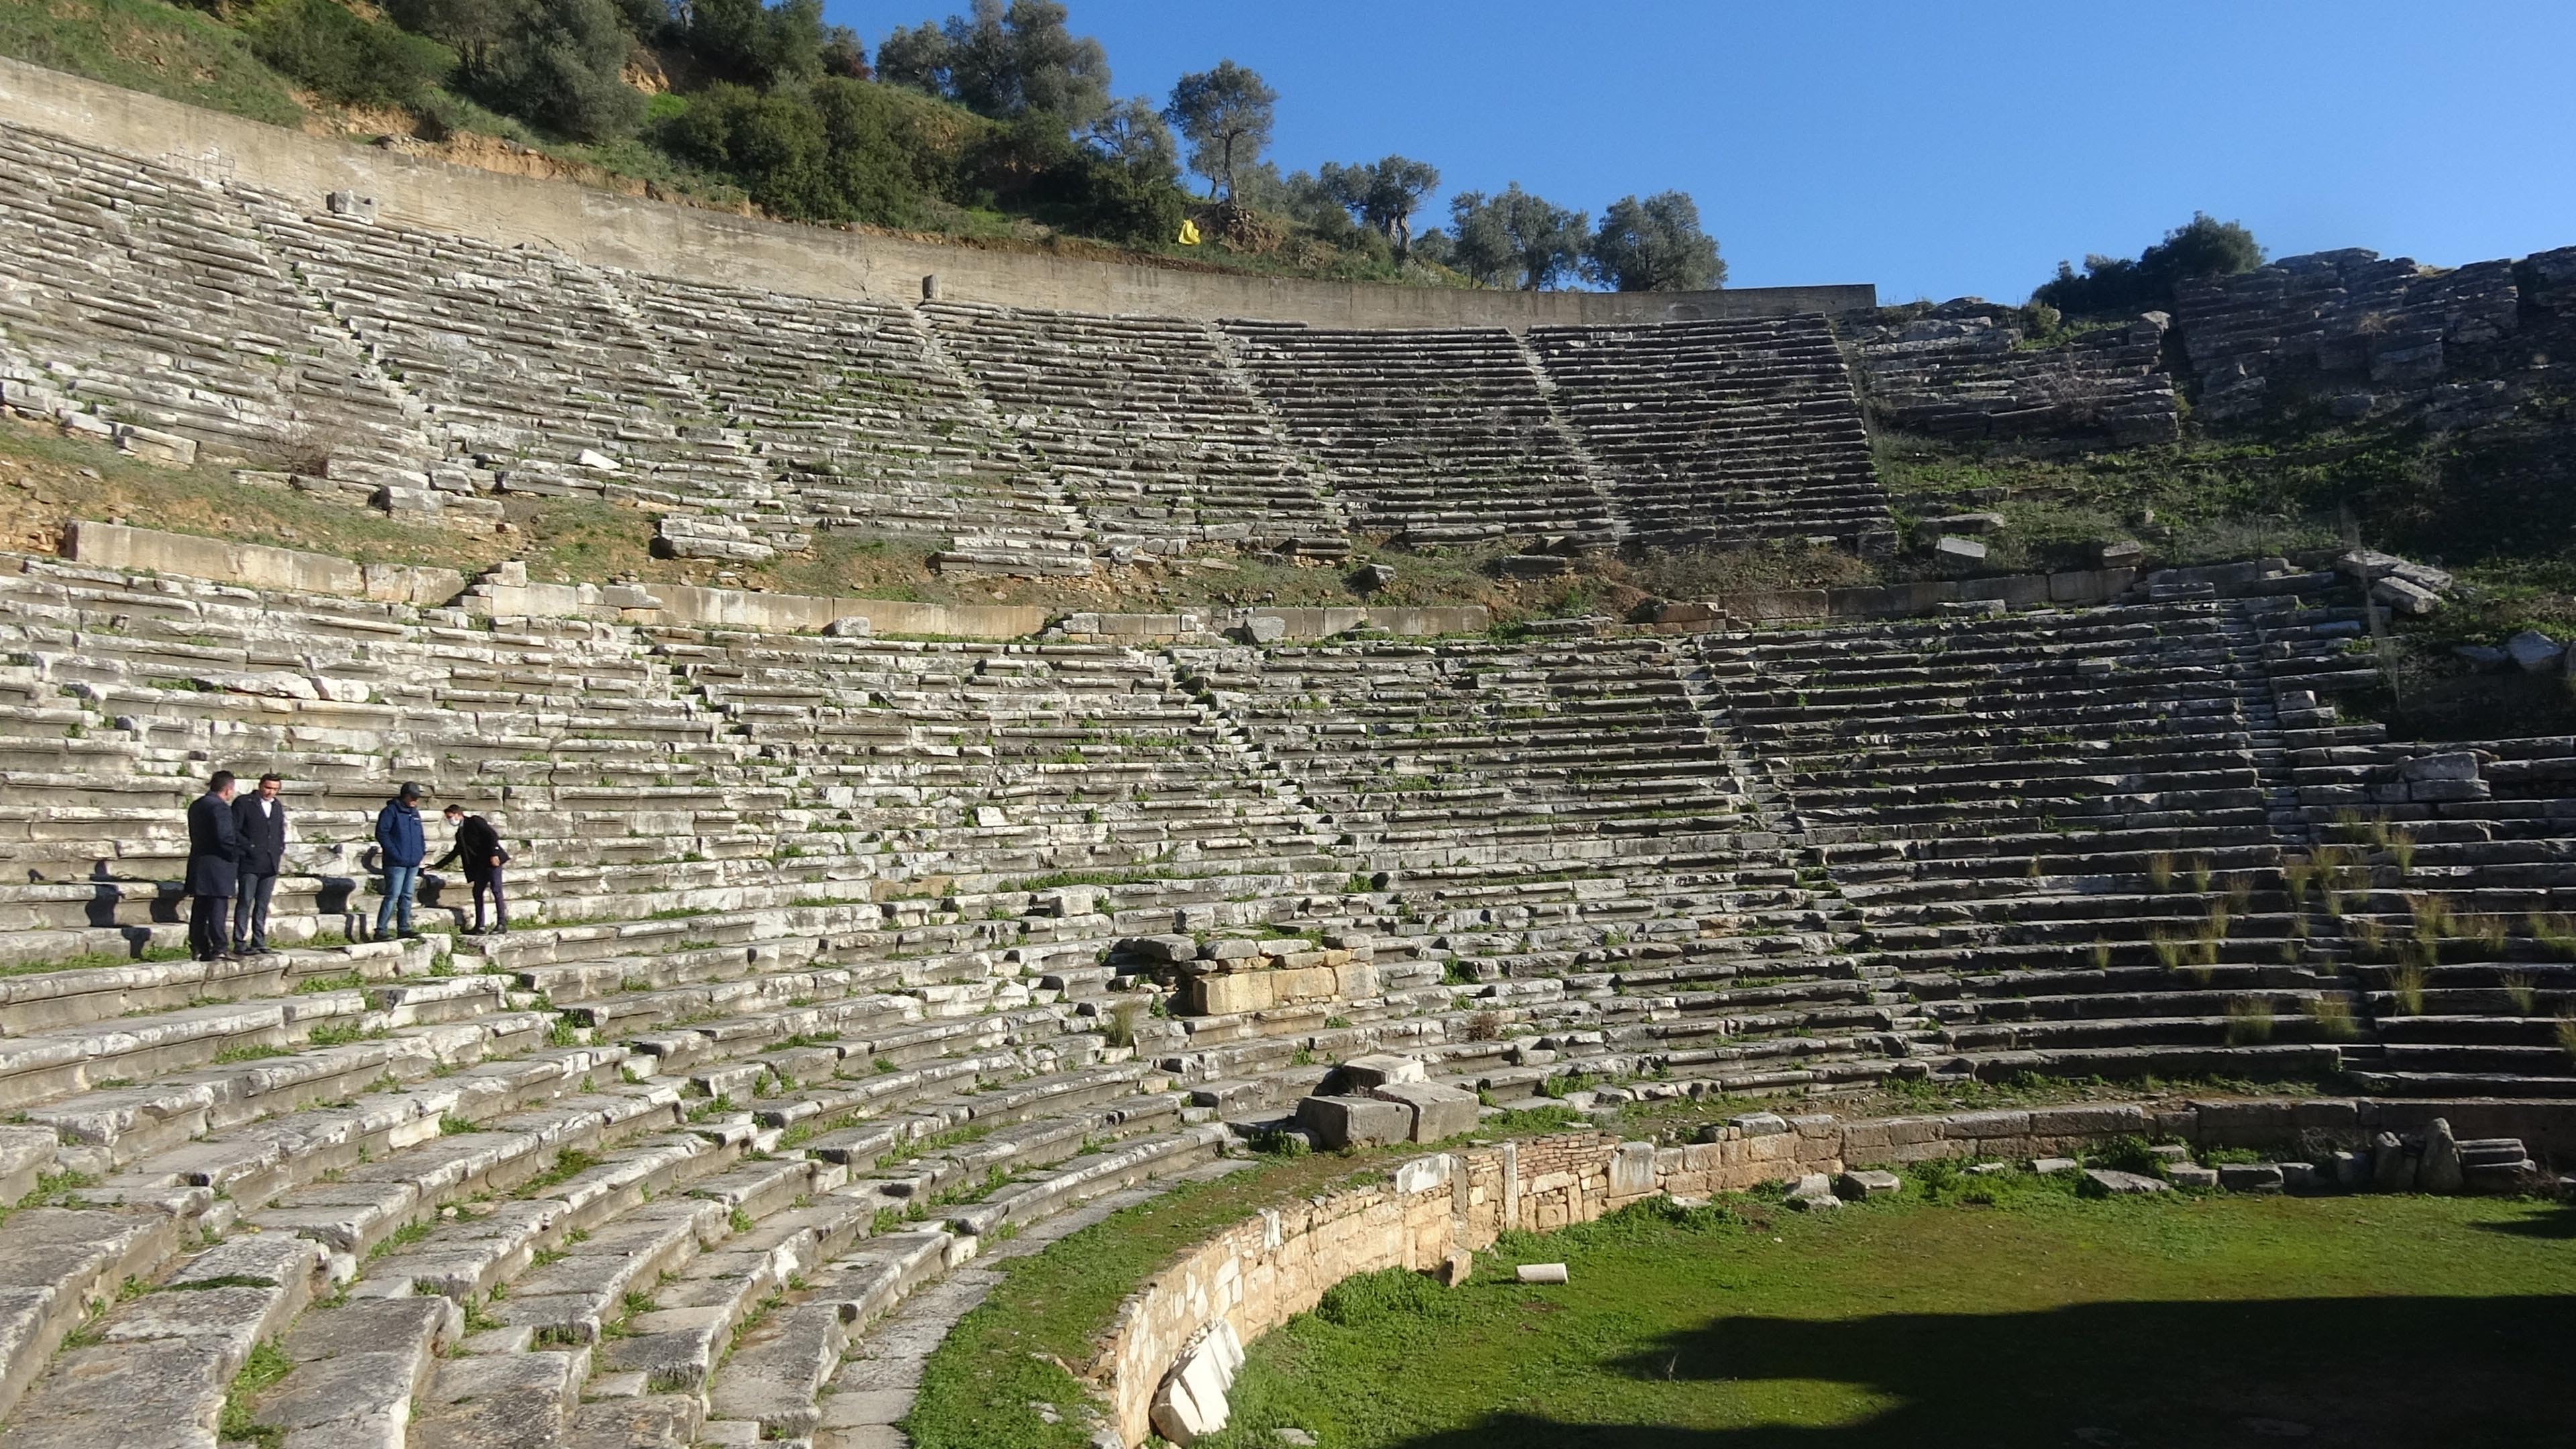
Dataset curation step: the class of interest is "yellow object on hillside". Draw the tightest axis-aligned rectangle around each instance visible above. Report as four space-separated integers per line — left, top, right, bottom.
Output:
1177 218 1202 246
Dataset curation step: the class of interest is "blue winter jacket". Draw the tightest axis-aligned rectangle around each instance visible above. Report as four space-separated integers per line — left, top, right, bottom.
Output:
375 798 425 867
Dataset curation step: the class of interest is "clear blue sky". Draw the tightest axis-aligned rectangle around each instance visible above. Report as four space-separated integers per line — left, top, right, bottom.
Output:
822 1 2576 302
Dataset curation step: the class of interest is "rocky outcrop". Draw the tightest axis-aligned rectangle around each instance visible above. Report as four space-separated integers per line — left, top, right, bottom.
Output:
1847 303 2182 445
2176 248 2546 425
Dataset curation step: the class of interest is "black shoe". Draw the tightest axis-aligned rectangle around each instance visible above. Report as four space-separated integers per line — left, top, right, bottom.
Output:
464 925 486 936
399 929 423 940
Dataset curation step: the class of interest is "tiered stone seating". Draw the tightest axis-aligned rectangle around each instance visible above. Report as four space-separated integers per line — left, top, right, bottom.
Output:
620 274 1081 552
918 301 1344 555
1218 322 1615 545
2278 735 2576 1098
1703 601 2344 1085
1166 636 1890 1106
0 559 1283 1444
7 535 2576 1444
252 208 820 549
1528 314 1892 549
0 126 442 497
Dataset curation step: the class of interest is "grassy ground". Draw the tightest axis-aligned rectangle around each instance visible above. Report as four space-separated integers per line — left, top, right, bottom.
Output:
1205 1177 2576 1449
896 1078 2369 1449
0 0 303 127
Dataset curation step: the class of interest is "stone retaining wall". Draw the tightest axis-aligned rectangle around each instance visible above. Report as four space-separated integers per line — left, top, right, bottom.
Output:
63 521 464 606
1089 1096 2576 1445
0 57 1869 331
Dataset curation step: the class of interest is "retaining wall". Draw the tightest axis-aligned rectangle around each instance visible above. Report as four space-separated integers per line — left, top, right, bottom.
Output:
62 521 466 606
1088 1096 2576 1445
0 57 1869 329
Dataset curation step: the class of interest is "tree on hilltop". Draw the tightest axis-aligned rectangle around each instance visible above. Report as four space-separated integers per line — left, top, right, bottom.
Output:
1586 191 1724 292
1083 95 1176 173
1164 60 1275 200
1319 156 1441 262
876 0 1108 127
1448 183 1587 290
2035 211 2265 316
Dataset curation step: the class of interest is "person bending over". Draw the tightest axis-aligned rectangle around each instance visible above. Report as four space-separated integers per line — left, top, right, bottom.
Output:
431 803 510 934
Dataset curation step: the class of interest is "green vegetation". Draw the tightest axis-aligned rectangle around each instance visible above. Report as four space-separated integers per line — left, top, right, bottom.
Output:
0 0 303 125
219 1339 294 1448
0 0 1726 290
1203 1187 2576 1448
2035 211 2266 318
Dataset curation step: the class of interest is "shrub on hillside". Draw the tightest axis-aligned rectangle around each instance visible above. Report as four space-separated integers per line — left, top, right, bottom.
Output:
390 0 641 140
680 0 825 88
242 0 453 107
2036 211 2265 317
474 0 642 140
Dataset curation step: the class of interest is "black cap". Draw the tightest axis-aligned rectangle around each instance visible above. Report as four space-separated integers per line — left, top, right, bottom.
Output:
398 782 425 801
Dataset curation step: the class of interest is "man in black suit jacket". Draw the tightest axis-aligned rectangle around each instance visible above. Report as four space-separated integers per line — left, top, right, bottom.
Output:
231 773 287 955
185 770 242 962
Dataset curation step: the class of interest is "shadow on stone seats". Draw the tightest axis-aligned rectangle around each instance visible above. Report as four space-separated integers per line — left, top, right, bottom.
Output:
1372 1295 2576 1449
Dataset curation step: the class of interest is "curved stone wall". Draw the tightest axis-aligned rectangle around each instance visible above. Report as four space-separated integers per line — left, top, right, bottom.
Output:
1085 1097 2576 1446
0 56 1870 329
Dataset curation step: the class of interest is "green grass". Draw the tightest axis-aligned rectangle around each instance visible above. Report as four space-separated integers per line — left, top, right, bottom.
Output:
219 1338 293 1448
0 0 304 127
904 1140 1559 1449
1200 1183 2576 1449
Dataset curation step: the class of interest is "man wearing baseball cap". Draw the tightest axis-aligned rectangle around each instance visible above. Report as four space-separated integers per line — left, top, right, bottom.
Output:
373 781 428 940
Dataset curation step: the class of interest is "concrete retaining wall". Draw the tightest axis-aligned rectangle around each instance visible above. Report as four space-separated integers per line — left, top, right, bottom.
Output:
0 57 1870 329
1089 1095 2576 1445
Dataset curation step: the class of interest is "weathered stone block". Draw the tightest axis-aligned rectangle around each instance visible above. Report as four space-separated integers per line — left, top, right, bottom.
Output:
1370 1083 1478 1144
1338 1055 1426 1090
1293 1095 1409 1151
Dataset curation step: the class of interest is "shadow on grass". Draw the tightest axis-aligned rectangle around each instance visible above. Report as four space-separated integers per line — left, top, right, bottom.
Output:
2470 1201 2576 1239
1381 1295 2576 1449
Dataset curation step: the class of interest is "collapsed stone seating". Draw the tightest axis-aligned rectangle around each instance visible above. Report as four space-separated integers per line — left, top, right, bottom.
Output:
1528 314 1892 550
2176 248 2524 424
1846 307 2182 445
920 301 1344 557
1218 321 1615 547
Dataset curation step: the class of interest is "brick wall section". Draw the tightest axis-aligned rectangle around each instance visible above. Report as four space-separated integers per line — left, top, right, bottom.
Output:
1089 1097 2576 1445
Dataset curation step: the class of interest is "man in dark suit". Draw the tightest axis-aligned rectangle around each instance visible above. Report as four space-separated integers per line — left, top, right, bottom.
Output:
231 772 287 956
185 770 242 962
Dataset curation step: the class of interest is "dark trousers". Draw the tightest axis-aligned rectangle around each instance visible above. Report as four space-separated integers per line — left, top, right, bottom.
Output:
233 872 276 951
469 870 507 930
189 895 229 960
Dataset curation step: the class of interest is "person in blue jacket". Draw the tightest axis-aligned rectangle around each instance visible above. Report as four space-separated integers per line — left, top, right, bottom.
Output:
373 781 428 940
